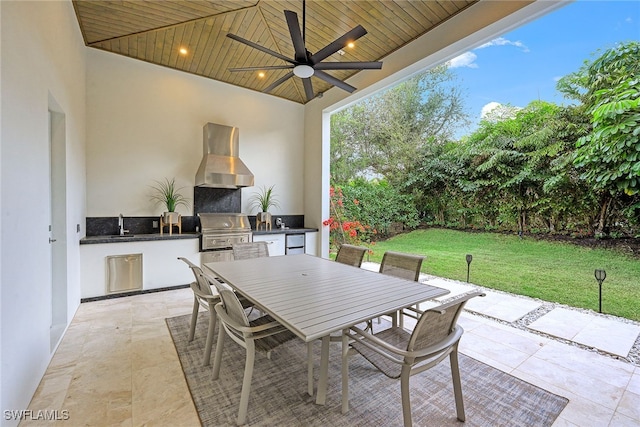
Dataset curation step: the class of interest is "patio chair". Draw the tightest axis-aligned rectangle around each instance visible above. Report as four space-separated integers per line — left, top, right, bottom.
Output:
379 251 425 329
341 290 485 427
178 257 254 365
177 257 221 366
212 286 297 425
232 241 269 260
335 244 368 267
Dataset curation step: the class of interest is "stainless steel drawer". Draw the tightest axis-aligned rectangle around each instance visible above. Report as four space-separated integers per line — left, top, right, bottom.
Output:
286 234 305 255
106 254 143 294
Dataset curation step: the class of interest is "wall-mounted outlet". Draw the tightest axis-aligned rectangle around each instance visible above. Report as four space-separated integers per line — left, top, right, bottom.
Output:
152 220 158 229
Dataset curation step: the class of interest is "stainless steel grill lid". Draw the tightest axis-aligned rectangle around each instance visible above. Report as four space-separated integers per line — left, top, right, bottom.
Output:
198 213 251 232
195 123 255 189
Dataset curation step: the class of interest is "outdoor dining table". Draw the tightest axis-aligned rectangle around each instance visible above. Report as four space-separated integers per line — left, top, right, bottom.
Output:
203 253 449 406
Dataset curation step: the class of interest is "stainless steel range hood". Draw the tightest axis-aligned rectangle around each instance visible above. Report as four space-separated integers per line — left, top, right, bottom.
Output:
195 123 255 188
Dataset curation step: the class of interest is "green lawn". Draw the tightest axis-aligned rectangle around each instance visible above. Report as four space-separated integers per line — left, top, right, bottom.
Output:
362 229 640 321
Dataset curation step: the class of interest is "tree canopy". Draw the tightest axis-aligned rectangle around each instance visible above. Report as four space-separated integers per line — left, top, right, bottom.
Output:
330 65 469 185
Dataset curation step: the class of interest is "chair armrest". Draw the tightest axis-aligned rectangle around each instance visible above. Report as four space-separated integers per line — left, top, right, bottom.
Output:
190 282 219 301
406 326 463 359
348 324 464 365
348 325 409 358
214 304 289 338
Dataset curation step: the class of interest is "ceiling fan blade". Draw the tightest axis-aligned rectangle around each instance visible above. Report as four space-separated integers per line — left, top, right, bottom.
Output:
314 61 383 70
302 77 314 101
284 10 307 63
227 33 295 64
310 25 368 64
229 65 294 72
314 70 357 93
263 71 294 93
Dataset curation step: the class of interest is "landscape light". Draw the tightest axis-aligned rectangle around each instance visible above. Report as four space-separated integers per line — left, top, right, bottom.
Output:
594 269 606 313
466 254 473 283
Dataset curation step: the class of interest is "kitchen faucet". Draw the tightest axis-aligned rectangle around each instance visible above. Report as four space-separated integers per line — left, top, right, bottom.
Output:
118 214 129 236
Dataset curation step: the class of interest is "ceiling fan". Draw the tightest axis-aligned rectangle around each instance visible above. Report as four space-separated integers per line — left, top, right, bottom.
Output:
226 0 383 102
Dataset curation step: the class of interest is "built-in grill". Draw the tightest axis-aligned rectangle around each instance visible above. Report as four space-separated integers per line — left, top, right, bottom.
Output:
198 213 252 265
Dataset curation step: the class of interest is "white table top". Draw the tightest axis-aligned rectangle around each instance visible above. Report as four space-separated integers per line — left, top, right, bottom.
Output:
204 254 449 342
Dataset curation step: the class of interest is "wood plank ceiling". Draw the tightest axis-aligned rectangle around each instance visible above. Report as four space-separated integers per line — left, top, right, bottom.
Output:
73 0 477 104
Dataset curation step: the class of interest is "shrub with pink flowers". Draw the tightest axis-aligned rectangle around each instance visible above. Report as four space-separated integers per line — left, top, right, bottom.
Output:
323 179 419 253
323 185 375 252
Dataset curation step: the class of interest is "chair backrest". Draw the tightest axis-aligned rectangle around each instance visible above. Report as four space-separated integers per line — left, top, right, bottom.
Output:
379 251 425 281
233 241 269 260
178 257 215 297
216 287 251 342
335 244 368 267
408 291 485 352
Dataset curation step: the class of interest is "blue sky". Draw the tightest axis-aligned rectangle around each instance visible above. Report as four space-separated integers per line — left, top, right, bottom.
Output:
448 0 639 136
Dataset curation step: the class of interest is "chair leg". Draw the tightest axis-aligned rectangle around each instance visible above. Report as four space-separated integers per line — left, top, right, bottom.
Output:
237 341 256 425
450 349 466 422
212 323 225 380
203 308 217 366
399 367 414 427
188 297 199 342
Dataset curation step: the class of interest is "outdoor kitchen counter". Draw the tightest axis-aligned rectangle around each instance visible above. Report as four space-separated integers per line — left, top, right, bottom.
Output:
80 232 200 244
252 227 317 235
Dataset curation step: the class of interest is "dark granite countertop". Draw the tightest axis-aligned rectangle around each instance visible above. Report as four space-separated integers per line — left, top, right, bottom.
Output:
80 228 317 244
252 227 318 235
80 232 200 245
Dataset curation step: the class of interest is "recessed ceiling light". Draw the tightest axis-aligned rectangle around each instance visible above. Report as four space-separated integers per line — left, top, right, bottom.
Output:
347 42 355 49
258 72 265 78
179 47 188 55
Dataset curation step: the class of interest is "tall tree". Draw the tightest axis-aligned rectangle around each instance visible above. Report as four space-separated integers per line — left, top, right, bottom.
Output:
559 41 640 233
330 65 469 185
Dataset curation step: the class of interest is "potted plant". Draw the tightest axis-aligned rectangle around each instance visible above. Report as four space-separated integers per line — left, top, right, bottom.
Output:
249 185 280 229
150 178 189 223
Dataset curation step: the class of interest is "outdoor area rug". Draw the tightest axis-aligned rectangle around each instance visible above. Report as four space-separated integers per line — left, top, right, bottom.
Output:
166 312 568 426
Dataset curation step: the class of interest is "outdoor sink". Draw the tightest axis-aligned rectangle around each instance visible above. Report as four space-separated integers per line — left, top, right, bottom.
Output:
110 235 135 238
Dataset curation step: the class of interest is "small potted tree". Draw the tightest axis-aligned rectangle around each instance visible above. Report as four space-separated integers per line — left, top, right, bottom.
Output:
150 178 189 225
249 185 280 230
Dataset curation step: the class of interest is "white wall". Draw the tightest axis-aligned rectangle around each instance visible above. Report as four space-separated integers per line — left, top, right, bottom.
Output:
0 1 86 425
86 49 305 218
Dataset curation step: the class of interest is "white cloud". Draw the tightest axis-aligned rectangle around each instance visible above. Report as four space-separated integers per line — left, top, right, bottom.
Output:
481 102 502 118
447 37 530 70
480 102 522 121
447 51 478 69
477 37 530 53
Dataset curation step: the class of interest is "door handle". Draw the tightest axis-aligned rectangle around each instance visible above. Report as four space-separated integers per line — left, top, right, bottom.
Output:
49 238 57 243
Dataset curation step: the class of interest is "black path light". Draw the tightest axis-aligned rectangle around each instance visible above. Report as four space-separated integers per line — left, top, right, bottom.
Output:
594 269 606 313
466 254 473 283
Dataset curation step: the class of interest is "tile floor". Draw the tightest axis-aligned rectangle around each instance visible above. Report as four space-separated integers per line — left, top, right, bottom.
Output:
22 273 640 426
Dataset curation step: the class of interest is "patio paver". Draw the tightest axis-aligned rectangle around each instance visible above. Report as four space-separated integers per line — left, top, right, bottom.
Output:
527 307 640 358
463 289 543 322
421 276 476 300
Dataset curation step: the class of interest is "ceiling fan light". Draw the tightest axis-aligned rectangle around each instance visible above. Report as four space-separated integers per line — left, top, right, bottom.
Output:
293 64 314 78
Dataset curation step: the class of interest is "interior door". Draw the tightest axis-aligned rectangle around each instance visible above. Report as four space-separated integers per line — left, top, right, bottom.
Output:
48 99 68 351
